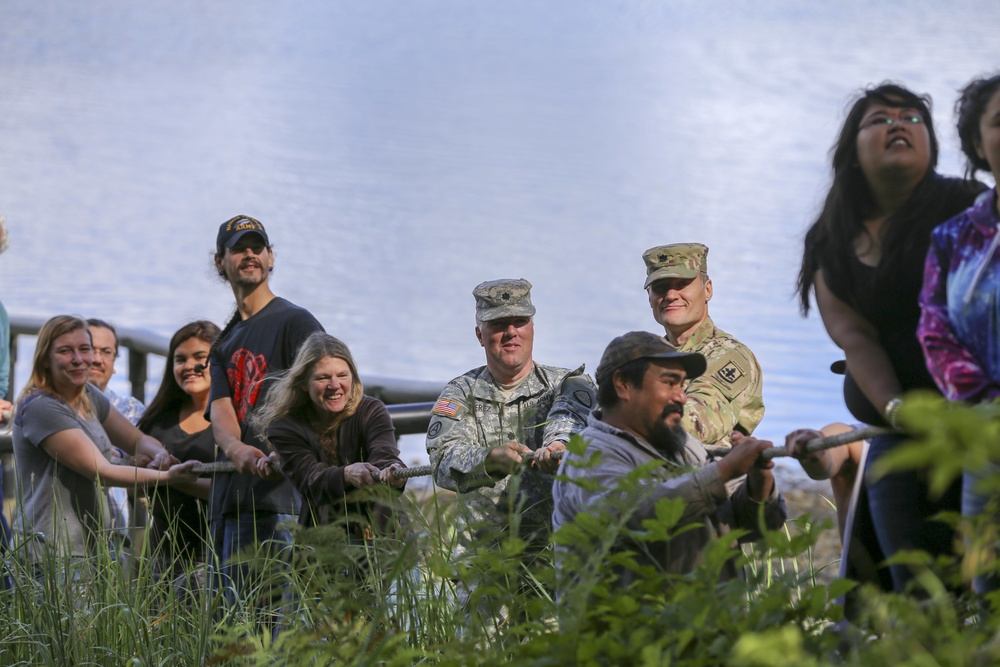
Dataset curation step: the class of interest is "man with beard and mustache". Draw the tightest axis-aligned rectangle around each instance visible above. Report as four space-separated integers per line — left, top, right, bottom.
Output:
207 215 324 603
552 331 785 590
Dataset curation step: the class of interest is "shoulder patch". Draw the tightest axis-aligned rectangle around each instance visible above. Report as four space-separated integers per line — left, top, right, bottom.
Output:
574 390 594 409
427 421 443 439
433 398 464 418
715 360 745 385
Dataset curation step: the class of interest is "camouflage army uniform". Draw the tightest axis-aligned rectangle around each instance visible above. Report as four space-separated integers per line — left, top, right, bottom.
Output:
676 315 763 447
426 362 596 549
641 243 764 448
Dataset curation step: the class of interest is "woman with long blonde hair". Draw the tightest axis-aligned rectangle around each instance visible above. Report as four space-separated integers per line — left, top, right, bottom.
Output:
254 332 404 528
12 315 198 563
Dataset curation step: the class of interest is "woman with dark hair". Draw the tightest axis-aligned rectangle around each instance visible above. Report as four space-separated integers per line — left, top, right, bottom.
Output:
137 320 220 579
12 315 197 565
253 332 405 531
797 82 986 593
918 73 1000 594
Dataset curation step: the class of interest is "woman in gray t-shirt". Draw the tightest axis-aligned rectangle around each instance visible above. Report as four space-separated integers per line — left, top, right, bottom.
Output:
12 315 199 563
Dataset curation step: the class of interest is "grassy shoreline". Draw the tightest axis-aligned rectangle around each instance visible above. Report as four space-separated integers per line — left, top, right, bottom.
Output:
4 395 1000 666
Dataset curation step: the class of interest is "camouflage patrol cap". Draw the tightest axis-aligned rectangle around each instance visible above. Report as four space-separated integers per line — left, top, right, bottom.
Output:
596 331 706 383
473 278 536 322
642 243 709 289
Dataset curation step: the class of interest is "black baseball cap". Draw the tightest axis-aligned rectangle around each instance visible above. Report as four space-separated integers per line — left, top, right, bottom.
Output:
216 215 269 254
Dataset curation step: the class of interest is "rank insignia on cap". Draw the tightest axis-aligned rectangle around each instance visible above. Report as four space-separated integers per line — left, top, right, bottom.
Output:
433 399 463 417
641 243 709 289
472 278 536 322
716 361 745 384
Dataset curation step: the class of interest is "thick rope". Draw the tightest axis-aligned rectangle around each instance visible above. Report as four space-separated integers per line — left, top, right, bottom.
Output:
703 425 896 460
117 425 897 480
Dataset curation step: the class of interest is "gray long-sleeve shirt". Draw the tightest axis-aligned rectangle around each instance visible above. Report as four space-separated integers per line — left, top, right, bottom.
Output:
552 412 786 588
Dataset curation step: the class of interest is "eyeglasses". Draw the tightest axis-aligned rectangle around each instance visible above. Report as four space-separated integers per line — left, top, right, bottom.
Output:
861 111 924 130
93 347 117 359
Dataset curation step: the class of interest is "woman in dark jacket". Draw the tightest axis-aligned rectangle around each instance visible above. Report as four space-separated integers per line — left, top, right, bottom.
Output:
253 332 404 531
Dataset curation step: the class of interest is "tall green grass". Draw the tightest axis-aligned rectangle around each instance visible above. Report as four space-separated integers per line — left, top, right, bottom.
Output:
3 396 1000 665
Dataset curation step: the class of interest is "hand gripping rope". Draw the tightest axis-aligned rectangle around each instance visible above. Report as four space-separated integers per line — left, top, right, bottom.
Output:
126 425 896 481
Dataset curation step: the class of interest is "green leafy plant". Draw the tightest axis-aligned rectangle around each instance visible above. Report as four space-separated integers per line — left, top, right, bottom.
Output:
5 402 1000 665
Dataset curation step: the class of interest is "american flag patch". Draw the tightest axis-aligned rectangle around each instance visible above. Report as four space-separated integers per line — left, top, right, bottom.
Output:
433 399 462 417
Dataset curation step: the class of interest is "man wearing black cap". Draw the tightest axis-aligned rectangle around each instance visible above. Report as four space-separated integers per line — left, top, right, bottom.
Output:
552 331 785 589
208 215 324 598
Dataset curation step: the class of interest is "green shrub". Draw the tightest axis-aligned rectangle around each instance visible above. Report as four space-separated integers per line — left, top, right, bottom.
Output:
4 399 1000 665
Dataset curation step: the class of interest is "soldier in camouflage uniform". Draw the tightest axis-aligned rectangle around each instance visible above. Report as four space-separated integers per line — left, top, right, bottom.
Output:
642 243 764 447
426 278 597 555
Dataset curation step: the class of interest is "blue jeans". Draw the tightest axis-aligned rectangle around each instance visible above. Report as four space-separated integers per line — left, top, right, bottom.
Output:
866 434 961 594
210 512 295 611
963 463 1000 595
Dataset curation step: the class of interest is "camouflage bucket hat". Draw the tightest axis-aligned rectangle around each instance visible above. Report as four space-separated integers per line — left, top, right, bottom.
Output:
595 331 707 383
473 278 536 322
642 242 709 289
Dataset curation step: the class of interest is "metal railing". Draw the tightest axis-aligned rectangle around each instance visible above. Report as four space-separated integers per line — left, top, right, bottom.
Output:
0 315 445 456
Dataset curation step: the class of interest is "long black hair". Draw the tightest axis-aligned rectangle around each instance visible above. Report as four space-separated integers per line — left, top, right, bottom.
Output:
137 320 220 432
797 82 940 314
956 73 1000 177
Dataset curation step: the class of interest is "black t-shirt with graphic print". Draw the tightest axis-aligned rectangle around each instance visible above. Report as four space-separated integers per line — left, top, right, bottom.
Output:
208 297 324 517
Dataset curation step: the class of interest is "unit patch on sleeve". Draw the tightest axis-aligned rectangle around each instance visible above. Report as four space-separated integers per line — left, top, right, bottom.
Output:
715 361 745 385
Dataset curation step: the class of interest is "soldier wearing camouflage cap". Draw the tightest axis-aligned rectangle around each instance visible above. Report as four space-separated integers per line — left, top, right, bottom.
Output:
642 243 764 447
473 277 536 322
426 278 596 614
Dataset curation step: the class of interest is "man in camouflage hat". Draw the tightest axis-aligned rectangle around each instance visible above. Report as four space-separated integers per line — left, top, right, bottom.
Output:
642 243 764 447
552 331 785 595
426 278 597 610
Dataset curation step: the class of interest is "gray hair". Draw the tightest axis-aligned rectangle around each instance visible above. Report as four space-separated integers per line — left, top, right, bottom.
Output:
252 332 364 437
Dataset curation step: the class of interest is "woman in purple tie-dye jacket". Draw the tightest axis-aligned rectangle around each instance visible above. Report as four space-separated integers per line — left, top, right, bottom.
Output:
918 72 1000 595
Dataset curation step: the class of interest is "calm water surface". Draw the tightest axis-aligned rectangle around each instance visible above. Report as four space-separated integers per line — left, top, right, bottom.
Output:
1 1 997 472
